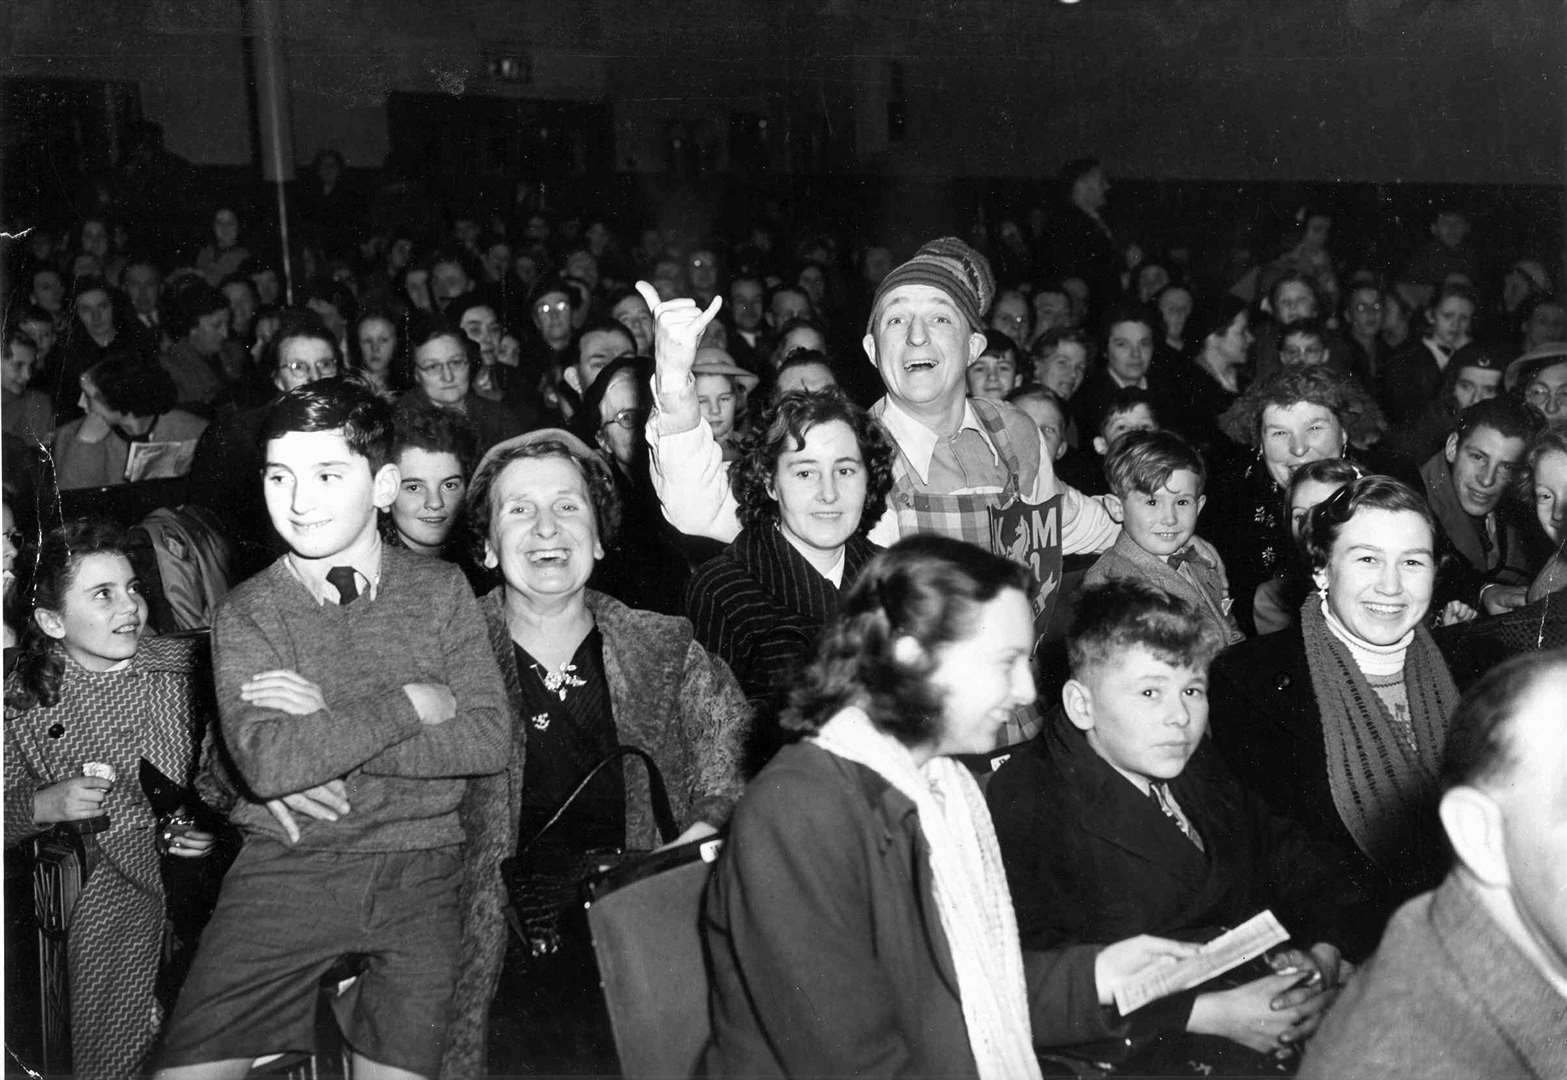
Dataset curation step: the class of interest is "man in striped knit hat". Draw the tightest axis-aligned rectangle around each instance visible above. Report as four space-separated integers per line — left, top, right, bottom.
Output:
640 237 1122 743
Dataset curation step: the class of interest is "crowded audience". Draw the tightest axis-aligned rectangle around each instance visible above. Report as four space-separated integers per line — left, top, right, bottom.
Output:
3 136 1565 1080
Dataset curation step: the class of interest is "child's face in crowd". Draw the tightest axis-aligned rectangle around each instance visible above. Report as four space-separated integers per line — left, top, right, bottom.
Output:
76 288 115 343
1065 645 1208 785
3 343 36 397
775 361 837 395
482 455 604 604
768 419 867 560
1157 288 1193 340
1347 288 1383 339
19 319 55 362
611 293 654 355
1532 449 1567 544
275 336 340 392
1280 331 1328 368
1093 404 1157 456
37 551 146 672
1289 477 1348 542
1445 424 1526 519
1035 342 1088 400
263 429 396 563
1033 292 1072 338
1016 396 1067 461
1259 402 1346 487
1106 320 1153 384
413 335 472 406
1430 296 1474 350
391 448 466 554
988 294 1030 347
1524 302 1567 350
1450 364 1501 410
1122 469 1205 558
696 373 738 440
460 306 502 362
357 318 398 374
966 352 1018 402
1272 282 1317 325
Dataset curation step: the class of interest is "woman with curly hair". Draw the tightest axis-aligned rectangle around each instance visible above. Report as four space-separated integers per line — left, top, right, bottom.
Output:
1209 365 1397 632
683 389 894 761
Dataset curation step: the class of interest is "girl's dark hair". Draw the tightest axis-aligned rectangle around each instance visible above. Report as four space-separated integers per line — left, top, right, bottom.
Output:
464 437 623 564
349 308 407 391
1187 294 1249 351
165 281 229 340
1301 474 1436 572
390 400 480 476
782 535 1031 743
6 518 130 712
731 389 895 535
87 351 177 418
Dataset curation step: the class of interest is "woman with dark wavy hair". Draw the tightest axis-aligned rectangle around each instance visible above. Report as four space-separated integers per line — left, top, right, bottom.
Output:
682 388 894 759
1210 475 1460 943
705 535 1195 1079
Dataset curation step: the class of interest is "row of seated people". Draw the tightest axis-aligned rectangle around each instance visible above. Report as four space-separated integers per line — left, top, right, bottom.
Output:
4 220 1565 1076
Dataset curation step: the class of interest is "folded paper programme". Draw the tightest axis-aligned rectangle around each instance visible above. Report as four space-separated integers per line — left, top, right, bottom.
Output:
1114 910 1290 1015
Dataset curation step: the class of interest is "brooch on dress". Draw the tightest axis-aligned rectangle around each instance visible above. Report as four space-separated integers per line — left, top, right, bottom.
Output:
532 661 585 702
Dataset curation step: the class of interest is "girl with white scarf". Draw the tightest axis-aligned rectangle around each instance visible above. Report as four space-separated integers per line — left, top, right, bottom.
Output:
704 535 1194 1079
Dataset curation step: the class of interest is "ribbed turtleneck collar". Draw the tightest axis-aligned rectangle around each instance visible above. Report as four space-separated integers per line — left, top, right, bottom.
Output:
1321 599 1410 677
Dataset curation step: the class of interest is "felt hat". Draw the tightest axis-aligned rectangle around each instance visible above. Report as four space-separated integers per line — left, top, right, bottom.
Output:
691 348 760 392
1503 342 1567 392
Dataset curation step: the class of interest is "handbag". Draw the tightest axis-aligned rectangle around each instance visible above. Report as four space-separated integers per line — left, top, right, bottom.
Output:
500 745 678 959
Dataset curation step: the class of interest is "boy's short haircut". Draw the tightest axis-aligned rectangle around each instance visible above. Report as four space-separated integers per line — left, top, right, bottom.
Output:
1095 386 1161 438
1030 327 1094 363
1103 429 1206 499
391 402 480 477
3 326 37 359
980 330 1018 360
1278 317 1329 350
259 376 393 471
1007 385 1066 413
1099 300 1159 345
1452 395 1544 447
1068 579 1226 681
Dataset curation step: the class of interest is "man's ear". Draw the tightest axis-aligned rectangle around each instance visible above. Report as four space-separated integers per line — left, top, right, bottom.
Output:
371 462 401 511
33 607 66 642
968 331 987 365
1061 678 1095 733
1093 435 1109 456
1053 439 1067 462
1196 493 1208 517
862 332 877 368
1444 432 1461 466
562 366 583 396
1439 785 1510 888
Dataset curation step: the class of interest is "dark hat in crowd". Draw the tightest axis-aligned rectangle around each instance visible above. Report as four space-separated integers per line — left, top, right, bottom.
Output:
867 236 996 334
1504 342 1567 391
1447 341 1505 377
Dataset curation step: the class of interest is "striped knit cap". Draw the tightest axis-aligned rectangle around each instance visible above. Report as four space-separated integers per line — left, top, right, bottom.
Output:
867 236 997 334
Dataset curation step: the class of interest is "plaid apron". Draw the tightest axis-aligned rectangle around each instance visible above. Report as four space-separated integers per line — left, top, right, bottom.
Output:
887 401 1062 743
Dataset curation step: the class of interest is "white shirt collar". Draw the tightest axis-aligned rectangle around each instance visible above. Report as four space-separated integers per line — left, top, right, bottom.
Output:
875 396 999 485
286 536 385 606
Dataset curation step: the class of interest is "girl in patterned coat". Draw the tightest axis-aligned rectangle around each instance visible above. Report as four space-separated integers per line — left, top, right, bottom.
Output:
3 518 215 1080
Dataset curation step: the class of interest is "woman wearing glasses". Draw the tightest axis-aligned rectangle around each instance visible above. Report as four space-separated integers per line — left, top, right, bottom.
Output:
573 356 693 615
395 322 524 455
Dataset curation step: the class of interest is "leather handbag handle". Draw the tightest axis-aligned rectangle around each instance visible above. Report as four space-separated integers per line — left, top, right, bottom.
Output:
518 745 679 857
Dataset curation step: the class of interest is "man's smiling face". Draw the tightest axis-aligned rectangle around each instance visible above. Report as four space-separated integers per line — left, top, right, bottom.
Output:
864 284 984 410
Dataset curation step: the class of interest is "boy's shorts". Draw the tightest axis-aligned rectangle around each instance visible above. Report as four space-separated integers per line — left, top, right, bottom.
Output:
158 839 462 1077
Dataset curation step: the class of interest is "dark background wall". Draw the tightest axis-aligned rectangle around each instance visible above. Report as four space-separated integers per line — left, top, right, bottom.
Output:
4 0 1563 183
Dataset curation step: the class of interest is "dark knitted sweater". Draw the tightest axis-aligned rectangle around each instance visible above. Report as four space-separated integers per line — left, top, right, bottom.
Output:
212 545 509 851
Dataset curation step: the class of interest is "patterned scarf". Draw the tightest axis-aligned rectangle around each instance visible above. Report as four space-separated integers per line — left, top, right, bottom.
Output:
812 708 1042 1080
1299 597 1459 888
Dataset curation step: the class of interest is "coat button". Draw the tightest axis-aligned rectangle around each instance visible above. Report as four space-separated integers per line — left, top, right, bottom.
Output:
1274 673 1292 691
47 724 65 739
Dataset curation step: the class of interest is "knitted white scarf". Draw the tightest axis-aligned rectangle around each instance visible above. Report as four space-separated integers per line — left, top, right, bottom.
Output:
812 707 1042 1080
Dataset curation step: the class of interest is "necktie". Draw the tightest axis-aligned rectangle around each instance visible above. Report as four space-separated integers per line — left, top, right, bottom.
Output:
1167 548 1197 571
325 565 359 606
1149 783 1204 851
